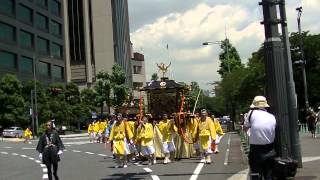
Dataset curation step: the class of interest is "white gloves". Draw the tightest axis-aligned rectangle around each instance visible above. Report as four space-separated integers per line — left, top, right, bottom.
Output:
57 150 63 155
39 153 42 160
129 139 134 144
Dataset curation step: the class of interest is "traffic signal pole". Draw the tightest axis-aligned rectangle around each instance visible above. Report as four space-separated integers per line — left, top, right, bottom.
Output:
260 0 291 158
279 0 302 167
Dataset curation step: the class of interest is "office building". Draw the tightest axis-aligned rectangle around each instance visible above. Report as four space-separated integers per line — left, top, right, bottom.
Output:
0 0 66 84
65 0 132 89
131 52 146 102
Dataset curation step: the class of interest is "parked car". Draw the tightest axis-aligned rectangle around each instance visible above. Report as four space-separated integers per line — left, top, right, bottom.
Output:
2 127 24 138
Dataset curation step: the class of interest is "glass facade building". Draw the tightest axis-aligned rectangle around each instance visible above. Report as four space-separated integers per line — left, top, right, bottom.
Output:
0 0 66 83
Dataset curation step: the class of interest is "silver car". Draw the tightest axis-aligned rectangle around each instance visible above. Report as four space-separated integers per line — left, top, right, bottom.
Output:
2 127 24 138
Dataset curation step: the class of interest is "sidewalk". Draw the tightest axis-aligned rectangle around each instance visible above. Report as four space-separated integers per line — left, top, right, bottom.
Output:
295 133 320 179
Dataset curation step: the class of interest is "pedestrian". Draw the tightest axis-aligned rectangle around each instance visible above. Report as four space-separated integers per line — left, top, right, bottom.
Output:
136 116 156 165
195 109 216 164
212 116 224 153
88 122 95 143
108 113 134 168
306 108 317 138
93 120 100 143
36 121 64 180
157 113 177 164
244 96 276 180
23 127 32 144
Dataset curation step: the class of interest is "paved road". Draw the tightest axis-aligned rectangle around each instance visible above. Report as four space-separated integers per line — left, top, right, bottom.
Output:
0 133 248 180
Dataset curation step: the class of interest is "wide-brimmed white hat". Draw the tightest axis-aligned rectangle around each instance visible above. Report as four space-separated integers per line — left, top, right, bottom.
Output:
250 96 270 108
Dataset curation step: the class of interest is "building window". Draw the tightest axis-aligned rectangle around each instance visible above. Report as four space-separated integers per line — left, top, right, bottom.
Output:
0 51 16 69
51 20 62 37
20 30 33 49
51 43 62 58
133 65 142 74
0 0 14 16
36 0 48 9
38 61 50 76
50 0 61 16
17 4 33 25
52 65 63 80
0 22 15 42
36 37 49 55
20 56 33 73
36 13 48 31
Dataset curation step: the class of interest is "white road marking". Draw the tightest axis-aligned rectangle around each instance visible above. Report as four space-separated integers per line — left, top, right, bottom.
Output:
98 154 107 157
11 153 19 156
35 160 41 163
64 149 68 152
43 168 48 173
42 174 48 179
1 151 8 154
151 175 161 180
224 134 231 166
85 152 95 155
40 164 46 167
64 145 72 147
226 168 249 180
72 150 81 153
29 157 35 160
22 147 36 150
20 155 27 158
302 156 320 163
2 146 12 149
189 162 205 180
64 141 90 145
143 167 152 173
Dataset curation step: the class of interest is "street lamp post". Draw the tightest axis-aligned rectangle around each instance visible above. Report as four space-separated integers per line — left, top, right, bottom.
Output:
202 39 230 73
33 55 39 136
296 6 309 109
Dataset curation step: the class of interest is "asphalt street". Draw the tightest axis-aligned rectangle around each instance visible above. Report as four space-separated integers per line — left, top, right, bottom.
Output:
0 133 248 180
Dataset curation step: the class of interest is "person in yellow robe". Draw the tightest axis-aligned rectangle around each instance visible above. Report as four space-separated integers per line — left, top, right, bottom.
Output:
88 122 95 143
195 109 216 164
124 115 138 161
93 121 100 143
157 114 178 164
136 116 156 165
212 116 224 153
108 113 134 168
24 127 32 144
190 115 201 156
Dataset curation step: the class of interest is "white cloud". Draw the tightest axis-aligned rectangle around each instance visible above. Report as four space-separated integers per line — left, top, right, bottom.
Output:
130 1 320 90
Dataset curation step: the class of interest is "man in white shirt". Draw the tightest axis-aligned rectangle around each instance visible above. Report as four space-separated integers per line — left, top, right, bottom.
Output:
244 96 276 180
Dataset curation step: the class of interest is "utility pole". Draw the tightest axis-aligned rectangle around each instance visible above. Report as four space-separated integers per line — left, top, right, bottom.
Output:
296 7 309 109
279 0 302 167
260 0 291 158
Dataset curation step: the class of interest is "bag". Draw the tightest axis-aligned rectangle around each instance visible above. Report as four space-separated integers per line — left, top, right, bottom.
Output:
272 157 298 179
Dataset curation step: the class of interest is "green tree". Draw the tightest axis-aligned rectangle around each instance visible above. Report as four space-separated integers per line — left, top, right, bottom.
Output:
0 74 28 127
95 71 111 114
111 64 128 108
80 88 97 110
218 39 243 77
151 73 159 81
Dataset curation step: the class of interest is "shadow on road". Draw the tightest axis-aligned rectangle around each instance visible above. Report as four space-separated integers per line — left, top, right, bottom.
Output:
100 172 149 180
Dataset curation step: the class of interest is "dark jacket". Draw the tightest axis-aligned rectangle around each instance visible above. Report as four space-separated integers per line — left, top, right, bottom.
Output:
36 130 64 164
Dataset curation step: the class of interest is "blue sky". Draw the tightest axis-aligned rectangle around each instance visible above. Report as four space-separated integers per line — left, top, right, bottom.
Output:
128 0 320 91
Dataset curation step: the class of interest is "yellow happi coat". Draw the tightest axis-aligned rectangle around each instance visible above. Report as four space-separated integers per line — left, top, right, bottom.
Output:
136 123 154 147
213 118 224 136
88 124 94 134
126 121 137 140
24 128 32 138
158 119 178 142
109 121 133 155
197 117 216 150
93 122 100 133
189 117 200 140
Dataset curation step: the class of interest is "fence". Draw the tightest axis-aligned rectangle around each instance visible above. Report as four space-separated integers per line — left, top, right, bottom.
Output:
299 123 320 134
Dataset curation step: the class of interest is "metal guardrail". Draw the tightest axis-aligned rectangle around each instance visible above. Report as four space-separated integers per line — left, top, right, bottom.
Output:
239 125 250 155
299 123 320 134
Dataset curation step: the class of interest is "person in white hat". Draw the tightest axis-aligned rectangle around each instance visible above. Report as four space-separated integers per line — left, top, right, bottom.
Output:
244 96 276 180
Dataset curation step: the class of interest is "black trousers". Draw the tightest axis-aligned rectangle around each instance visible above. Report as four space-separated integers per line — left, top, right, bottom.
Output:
46 162 58 180
249 143 275 180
